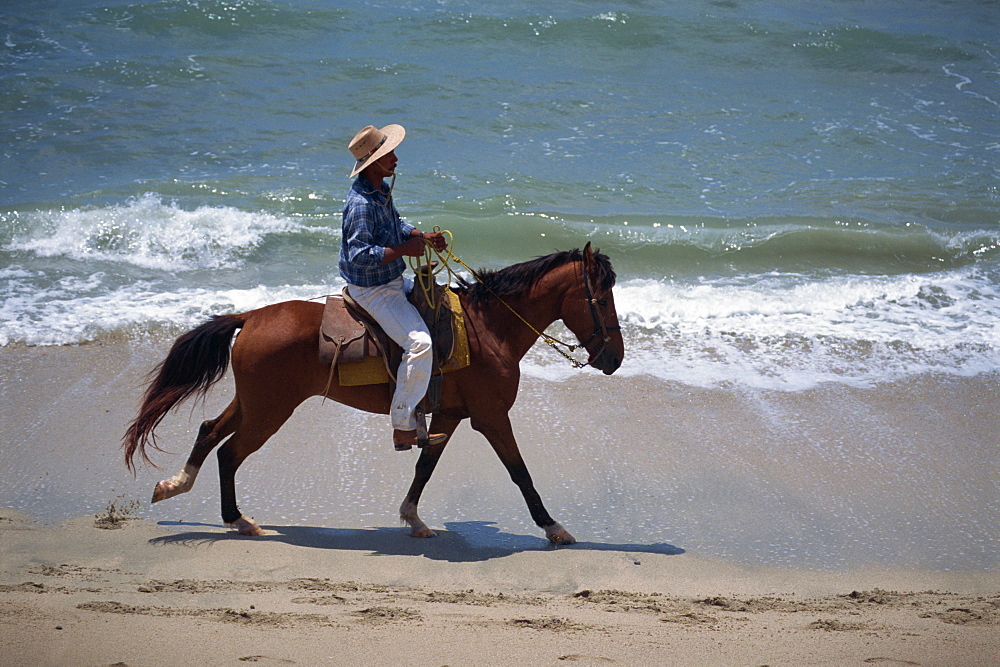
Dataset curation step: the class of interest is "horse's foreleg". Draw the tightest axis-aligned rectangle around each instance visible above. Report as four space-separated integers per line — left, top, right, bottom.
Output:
399 416 459 538
399 450 442 538
473 417 576 545
152 400 240 503
510 464 576 545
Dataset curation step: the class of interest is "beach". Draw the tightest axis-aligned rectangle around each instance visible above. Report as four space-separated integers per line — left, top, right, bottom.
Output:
3 3 999 662
1 340 997 665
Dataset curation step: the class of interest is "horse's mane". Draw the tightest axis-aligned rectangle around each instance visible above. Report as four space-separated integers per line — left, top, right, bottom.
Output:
454 248 616 306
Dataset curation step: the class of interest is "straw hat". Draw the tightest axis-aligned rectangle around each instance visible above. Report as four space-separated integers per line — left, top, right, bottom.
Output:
348 124 405 177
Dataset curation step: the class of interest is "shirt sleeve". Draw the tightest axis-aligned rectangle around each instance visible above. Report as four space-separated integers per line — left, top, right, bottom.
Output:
398 209 415 237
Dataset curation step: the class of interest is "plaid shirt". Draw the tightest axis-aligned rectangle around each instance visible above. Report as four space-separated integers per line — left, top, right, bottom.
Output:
339 174 415 287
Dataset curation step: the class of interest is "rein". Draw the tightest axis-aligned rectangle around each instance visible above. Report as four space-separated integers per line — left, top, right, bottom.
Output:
410 231 618 369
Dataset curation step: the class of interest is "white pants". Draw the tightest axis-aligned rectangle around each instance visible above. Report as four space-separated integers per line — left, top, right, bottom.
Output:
348 276 432 431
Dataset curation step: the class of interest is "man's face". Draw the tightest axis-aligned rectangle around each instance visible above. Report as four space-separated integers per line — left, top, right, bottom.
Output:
373 150 397 177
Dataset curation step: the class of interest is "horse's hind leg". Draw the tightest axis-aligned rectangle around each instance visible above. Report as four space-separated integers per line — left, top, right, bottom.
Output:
216 405 296 536
151 399 240 504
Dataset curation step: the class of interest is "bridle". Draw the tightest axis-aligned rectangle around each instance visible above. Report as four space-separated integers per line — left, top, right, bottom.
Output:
573 254 622 368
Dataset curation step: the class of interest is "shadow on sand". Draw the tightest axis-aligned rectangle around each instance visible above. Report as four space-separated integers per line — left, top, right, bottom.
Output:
150 519 684 563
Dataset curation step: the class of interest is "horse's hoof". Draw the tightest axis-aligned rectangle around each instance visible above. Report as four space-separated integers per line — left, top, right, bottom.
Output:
229 516 266 536
151 466 197 504
546 523 576 545
409 526 437 538
151 480 175 504
399 501 436 537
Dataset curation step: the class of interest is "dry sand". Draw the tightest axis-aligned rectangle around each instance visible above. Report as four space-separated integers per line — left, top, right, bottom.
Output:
1 341 998 665
1 509 998 666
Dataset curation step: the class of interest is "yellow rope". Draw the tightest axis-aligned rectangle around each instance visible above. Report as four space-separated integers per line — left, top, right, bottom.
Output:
408 228 454 311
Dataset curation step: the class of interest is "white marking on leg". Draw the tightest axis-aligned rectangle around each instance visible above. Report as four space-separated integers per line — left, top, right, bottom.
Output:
399 500 436 538
228 515 265 536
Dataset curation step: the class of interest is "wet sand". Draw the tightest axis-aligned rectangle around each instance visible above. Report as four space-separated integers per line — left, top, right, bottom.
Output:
1 340 998 665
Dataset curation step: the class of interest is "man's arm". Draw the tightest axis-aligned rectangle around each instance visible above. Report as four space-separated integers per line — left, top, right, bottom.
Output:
381 230 448 264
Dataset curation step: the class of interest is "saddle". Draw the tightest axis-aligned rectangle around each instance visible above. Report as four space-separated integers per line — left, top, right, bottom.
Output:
318 264 470 395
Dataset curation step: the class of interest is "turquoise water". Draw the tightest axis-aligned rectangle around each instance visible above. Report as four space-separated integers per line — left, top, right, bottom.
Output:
2 0 998 389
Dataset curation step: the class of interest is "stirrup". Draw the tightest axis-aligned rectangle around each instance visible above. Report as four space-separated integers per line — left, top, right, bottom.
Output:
393 431 447 451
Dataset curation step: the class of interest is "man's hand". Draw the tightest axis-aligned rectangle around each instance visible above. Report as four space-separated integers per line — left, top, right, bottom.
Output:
383 231 449 264
420 231 448 252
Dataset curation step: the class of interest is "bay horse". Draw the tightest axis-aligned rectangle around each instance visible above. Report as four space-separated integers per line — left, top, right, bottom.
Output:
123 243 624 545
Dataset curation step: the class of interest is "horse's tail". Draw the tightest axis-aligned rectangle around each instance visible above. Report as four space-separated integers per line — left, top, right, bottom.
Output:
123 313 248 473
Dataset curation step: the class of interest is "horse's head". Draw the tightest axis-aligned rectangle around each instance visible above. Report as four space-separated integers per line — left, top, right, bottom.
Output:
459 244 625 373
561 243 625 375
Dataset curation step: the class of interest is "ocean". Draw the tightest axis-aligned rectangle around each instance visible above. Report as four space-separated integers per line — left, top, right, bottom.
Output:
2 0 997 390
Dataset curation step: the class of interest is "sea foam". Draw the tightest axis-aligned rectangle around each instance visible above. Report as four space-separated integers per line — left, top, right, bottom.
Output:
522 268 1000 390
3 193 309 272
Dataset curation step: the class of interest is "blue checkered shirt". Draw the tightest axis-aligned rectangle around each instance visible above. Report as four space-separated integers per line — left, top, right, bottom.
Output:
339 175 415 287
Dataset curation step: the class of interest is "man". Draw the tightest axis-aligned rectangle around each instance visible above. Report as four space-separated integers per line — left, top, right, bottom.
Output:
339 123 448 451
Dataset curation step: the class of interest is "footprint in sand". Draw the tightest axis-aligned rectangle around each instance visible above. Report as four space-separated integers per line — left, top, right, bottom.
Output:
238 657 296 664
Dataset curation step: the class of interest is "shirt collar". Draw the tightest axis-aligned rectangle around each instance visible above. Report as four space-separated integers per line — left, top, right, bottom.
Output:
356 174 389 197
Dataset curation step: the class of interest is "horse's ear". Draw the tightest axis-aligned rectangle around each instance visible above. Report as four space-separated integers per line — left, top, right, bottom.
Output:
583 242 594 263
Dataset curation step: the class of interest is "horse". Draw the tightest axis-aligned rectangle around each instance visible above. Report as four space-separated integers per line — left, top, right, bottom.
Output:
123 243 624 545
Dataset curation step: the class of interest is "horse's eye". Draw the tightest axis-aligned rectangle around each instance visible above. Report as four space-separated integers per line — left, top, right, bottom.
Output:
597 299 608 307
